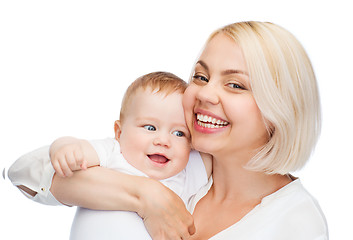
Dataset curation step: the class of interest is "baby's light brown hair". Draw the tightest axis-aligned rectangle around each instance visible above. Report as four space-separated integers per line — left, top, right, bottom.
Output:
120 71 188 123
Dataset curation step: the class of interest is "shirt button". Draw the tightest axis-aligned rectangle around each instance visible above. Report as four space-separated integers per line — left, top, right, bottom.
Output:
41 187 45 192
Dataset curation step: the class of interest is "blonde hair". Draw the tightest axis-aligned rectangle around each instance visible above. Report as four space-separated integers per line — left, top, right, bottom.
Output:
120 71 187 123
209 22 321 174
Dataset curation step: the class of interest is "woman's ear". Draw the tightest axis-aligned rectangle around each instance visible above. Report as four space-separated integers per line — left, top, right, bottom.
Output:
114 120 122 142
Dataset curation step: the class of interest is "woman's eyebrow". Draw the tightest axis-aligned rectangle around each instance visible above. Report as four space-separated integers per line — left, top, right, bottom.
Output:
221 69 249 76
196 60 209 71
196 60 248 76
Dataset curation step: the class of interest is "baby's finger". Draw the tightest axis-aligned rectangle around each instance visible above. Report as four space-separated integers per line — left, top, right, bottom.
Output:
51 160 65 178
65 151 79 170
74 149 84 167
80 160 88 170
59 157 74 177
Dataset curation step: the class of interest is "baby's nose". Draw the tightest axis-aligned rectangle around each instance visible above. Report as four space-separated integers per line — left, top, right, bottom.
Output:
153 133 171 148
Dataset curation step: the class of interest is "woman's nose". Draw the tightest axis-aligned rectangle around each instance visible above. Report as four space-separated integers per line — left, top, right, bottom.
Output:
153 133 171 148
196 81 220 105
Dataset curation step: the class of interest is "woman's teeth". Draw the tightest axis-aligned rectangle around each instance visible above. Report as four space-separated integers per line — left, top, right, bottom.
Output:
196 114 229 128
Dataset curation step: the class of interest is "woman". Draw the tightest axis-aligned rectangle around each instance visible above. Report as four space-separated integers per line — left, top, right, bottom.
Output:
10 21 328 239
180 22 327 239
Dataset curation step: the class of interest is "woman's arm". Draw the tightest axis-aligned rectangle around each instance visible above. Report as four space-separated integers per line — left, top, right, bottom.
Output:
8 145 195 238
51 166 196 239
50 167 141 210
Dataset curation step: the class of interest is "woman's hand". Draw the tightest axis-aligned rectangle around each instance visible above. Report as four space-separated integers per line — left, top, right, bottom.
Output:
137 179 196 239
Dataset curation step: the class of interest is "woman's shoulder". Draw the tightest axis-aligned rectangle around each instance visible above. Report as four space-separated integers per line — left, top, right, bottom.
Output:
260 179 328 237
188 178 328 239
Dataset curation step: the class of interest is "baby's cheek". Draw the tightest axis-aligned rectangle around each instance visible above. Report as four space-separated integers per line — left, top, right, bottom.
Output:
183 144 192 160
182 87 196 112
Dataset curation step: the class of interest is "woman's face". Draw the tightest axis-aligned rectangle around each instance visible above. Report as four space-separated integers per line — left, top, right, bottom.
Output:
183 33 269 157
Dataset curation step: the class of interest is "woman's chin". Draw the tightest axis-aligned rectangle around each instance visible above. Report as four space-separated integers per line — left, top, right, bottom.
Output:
192 139 215 154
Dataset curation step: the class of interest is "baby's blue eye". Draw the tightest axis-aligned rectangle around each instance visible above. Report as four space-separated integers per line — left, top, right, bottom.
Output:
144 125 156 131
172 131 185 137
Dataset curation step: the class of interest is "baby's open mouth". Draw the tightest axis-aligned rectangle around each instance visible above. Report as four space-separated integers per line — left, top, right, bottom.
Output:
148 154 170 164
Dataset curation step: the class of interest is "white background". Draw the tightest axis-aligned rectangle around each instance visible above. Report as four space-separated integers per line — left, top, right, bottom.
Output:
1 0 351 239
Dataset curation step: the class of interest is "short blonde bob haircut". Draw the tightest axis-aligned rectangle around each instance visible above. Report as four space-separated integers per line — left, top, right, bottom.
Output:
208 22 321 174
120 71 187 123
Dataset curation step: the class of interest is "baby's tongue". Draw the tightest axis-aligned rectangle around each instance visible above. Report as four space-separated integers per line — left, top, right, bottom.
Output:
148 154 168 163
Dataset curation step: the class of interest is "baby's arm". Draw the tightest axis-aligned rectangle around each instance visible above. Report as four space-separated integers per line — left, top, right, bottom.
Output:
200 152 213 178
50 136 100 177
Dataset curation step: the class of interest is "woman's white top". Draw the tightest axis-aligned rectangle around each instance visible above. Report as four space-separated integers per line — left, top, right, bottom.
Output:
188 177 329 240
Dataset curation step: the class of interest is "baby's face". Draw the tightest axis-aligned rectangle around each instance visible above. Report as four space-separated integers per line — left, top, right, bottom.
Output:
116 88 191 180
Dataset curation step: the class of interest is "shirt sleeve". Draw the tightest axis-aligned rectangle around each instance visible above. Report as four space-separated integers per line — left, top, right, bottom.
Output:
7 145 62 205
88 138 120 167
7 138 118 206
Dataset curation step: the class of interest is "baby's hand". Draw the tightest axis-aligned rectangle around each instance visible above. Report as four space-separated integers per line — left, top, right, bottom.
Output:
50 137 88 177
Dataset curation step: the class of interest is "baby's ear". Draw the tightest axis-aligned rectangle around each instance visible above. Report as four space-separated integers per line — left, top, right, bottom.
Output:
114 120 122 142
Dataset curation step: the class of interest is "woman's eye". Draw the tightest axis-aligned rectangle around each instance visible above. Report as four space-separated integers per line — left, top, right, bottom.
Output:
172 130 185 137
228 83 244 90
192 75 209 83
144 125 156 131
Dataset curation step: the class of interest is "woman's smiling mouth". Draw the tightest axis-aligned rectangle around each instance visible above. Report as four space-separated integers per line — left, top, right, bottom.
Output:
196 113 229 129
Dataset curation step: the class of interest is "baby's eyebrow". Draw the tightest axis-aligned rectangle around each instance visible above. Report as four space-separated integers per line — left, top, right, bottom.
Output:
172 123 188 130
172 123 189 131
136 116 158 122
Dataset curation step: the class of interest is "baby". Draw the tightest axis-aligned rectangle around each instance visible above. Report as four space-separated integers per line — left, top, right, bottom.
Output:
9 71 212 240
